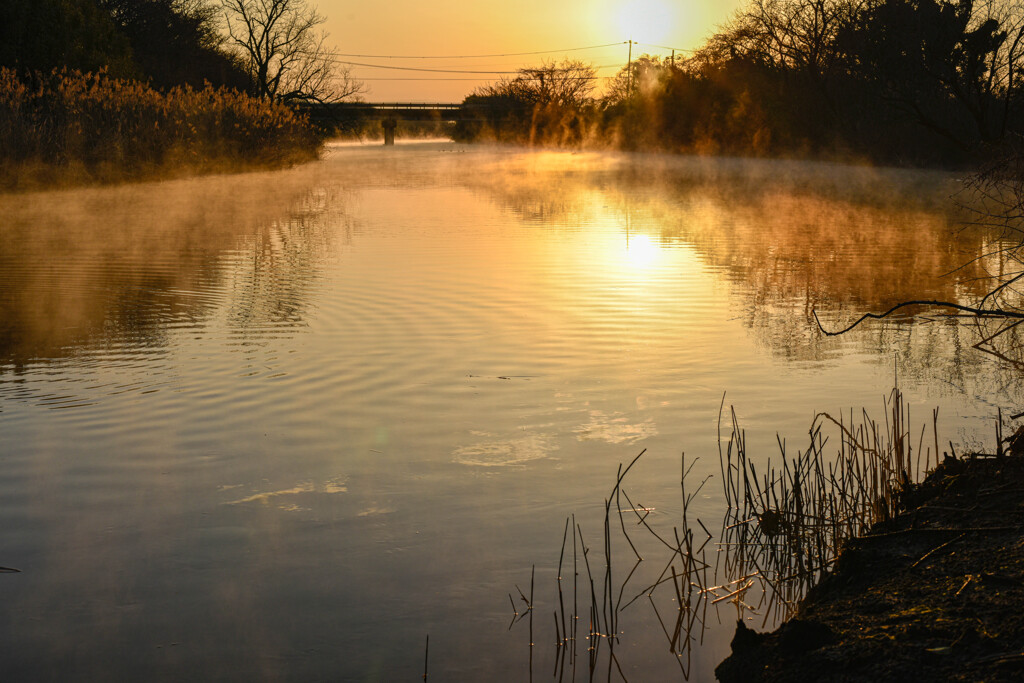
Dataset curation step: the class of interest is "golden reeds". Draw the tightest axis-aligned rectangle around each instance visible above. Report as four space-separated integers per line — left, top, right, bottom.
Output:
0 68 322 191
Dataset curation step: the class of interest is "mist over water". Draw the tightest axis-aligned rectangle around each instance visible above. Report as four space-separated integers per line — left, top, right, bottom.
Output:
0 142 1016 681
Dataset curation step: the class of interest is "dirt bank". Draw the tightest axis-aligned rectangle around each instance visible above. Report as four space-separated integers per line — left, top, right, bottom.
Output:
716 453 1024 682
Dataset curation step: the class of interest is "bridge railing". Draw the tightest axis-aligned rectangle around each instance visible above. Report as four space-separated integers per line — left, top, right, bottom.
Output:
292 101 502 137
295 102 462 113
352 102 462 111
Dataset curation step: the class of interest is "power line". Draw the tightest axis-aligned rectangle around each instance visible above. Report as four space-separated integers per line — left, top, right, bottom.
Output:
325 42 626 60
330 41 696 82
340 61 625 75
359 77 518 81
357 76 619 82
338 61 520 74
334 41 677 95
632 41 697 54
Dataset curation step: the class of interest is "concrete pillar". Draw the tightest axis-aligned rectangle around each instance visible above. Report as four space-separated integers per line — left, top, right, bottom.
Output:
382 117 397 146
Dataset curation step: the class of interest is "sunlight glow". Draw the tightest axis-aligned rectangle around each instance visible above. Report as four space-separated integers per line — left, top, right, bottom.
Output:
624 232 661 269
617 0 679 44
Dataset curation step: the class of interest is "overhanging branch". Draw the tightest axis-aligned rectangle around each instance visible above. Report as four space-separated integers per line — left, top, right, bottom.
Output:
813 300 1024 336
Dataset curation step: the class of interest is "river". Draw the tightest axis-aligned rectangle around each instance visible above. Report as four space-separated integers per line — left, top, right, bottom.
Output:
0 141 1018 681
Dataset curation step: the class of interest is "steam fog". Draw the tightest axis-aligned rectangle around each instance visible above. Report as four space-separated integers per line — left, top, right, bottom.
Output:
0 142 1015 680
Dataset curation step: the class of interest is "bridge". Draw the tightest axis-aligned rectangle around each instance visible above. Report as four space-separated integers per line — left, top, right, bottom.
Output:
296 102 469 144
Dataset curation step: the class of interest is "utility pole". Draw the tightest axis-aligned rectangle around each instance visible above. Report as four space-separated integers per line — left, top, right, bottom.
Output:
626 39 634 98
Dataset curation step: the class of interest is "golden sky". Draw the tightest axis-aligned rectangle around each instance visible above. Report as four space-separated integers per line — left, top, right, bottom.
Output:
318 0 747 101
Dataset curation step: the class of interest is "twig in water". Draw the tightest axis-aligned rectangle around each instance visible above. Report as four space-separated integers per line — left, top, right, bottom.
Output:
711 579 754 605
423 634 429 682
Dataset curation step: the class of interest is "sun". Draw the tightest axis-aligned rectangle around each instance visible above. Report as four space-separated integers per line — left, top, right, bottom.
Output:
616 0 678 44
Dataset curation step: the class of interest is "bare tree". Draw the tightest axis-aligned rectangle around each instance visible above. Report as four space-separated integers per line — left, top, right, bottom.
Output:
747 0 862 75
220 0 361 103
844 0 1024 146
974 0 1024 139
479 60 597 108
697 0 865 91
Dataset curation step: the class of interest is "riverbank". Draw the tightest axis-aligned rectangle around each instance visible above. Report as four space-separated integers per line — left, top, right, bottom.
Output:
0 69 322 192
716 450 1024 682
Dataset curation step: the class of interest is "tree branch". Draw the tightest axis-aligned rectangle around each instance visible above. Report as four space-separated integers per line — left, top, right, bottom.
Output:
813 300 1024 336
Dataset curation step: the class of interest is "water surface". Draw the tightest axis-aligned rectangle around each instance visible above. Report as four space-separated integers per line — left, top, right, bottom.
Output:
0 142 1016 681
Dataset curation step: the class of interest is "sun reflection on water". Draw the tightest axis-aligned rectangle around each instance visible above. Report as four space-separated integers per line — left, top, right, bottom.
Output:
624 231 661 269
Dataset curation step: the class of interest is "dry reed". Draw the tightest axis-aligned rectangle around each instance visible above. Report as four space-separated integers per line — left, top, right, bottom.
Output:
718 386 935 627
510 386 969 680
0 68 321 191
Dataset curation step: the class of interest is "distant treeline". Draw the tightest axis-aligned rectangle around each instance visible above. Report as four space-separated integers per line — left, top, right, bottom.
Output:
455 0 1024 166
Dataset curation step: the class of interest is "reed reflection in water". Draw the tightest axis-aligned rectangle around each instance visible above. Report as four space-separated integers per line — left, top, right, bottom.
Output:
0 142 1015 681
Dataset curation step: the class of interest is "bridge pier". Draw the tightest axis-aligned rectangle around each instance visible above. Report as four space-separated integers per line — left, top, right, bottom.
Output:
382 117 397 146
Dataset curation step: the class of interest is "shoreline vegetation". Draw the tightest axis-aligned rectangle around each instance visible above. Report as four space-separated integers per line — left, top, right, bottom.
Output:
0 68 321 192
716 448 1024 682
509 387 1020 680
0 0 357 193
451 0 1024 170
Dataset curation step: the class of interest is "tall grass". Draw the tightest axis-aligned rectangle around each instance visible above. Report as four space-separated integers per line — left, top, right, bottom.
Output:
512 387 974 679
718 387 936 627
0 69 322 191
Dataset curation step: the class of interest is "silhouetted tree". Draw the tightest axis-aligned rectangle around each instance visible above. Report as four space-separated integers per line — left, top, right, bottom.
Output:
690 0 865 146
513 60 596 108
0 0 134 77
732 0 861 83
219 0 361 103
100 0 250 91
456 60 596 145
455 0 1024 163
839 0 1024 149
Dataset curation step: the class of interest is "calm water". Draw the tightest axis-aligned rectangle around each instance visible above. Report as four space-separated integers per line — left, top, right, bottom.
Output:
0 142 1018 681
